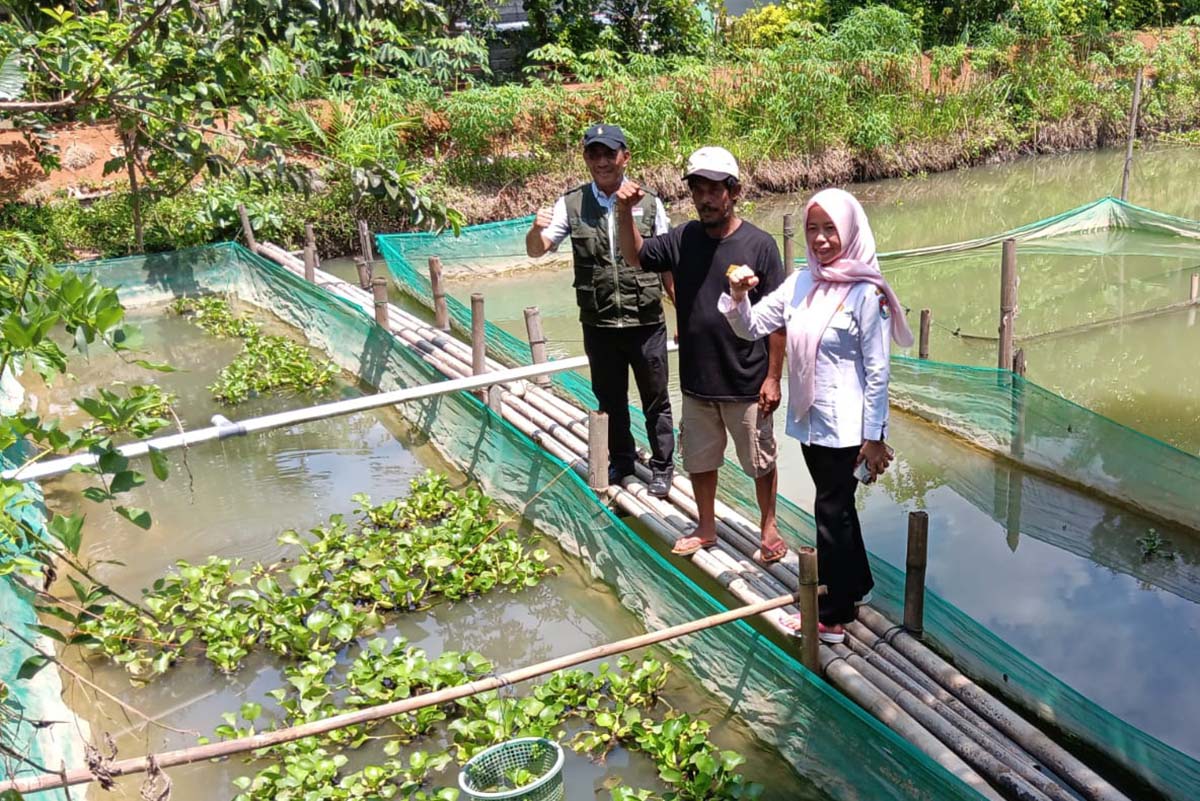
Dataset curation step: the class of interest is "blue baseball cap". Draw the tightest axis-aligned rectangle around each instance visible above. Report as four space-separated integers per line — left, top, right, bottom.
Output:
582 124 628 151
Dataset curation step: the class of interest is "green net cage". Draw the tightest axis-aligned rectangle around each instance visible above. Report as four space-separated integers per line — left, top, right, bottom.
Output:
459 737 565 801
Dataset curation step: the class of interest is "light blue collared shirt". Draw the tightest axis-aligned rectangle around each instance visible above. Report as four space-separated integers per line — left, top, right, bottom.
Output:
719 270 893 447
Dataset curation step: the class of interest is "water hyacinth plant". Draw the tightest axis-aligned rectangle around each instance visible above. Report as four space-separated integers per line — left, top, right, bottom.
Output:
77 473 557 678
170 295 337 404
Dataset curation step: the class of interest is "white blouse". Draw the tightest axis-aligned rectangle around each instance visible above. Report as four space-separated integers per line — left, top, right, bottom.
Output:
719 270 892 448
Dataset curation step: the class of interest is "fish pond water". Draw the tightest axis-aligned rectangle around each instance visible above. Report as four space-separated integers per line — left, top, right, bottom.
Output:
31 307 825 801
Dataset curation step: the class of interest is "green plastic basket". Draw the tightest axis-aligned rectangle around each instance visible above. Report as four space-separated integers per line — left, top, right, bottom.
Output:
459 737 565 801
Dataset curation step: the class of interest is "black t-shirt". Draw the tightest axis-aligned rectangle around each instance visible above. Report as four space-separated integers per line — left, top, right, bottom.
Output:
639 220 785 401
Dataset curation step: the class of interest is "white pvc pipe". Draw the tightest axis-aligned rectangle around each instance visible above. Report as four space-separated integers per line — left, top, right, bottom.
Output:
4 355 592 483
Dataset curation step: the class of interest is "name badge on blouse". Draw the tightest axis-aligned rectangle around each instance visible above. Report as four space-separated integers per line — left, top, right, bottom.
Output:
632 207 645 217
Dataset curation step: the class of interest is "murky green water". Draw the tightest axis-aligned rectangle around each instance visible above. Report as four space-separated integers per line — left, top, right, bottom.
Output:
439 144 1200 759
35 312 822 801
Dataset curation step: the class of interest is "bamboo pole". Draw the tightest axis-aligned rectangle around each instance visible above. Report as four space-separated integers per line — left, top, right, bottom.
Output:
1191 273 1198 327
797 546 820 673
828 644 1050 801
303 224 317 283
904 511 929 637
1119 67 1144 202
856 606 1130 801
524 306 551 388
999 239 1017 371
782 213 795 267
844 625 1081 801
237 203 256 251
358 219 375 263
588 411 608 491
1005 469 1023 553
847 622 1011 744
470 293 486 375
487 385 504 414
430 257 450 331
372 278 390 328
355 258 372 290
0 593 801 796
1012 355 1027 460
919 309 931 360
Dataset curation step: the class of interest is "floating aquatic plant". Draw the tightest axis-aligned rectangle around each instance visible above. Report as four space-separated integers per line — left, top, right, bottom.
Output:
217 639 760 801
78 473 557 678
170 295 336 404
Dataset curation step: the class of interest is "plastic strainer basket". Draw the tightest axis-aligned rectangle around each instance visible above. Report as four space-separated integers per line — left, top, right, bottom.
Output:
459 737 565 801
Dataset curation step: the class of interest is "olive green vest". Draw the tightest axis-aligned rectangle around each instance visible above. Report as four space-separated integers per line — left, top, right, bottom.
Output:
564 182 664 328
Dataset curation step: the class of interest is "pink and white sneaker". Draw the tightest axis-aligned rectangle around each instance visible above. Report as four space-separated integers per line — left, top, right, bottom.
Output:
781 615 846 644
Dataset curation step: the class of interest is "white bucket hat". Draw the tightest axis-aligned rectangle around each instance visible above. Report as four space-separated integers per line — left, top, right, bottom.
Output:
683 146 740 182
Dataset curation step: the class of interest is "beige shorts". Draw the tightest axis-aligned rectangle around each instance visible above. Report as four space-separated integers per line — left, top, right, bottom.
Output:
679 395 777 477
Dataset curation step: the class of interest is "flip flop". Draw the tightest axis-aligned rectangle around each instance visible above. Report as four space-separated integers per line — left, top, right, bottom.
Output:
671 535 718 556
753 541 789 565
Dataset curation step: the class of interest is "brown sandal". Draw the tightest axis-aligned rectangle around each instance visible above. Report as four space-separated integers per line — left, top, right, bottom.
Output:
754 540 788 565
672 535 718 556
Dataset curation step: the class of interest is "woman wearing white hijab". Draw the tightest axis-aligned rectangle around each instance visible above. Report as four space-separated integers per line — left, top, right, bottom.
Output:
720 188 913 643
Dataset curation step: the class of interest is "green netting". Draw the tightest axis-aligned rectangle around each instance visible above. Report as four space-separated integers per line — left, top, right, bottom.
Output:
53 242 990 801
378 196 1200 535
0 443 82 799
0 250 227 795
377 201 1200 801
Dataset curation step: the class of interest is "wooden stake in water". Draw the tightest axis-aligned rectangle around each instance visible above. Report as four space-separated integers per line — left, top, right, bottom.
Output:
919 309 932 360
1011 349 1027 459
303 224 317 283
524 306 551 387
487 385 504 414
797 546 820 673
1190 273 1199 303
371 277 389 328
903 511 929 637
587 411 609 491
998 239 1017 371
429 257 450 331
782 213 795 268
355 258 372 290
237 203 256 251
1120 67 1144 202
358 219 375 263
471 293 486 376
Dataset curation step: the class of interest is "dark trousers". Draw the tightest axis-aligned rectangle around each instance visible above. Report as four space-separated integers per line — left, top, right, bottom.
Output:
582 323 674 472
801 443 874 625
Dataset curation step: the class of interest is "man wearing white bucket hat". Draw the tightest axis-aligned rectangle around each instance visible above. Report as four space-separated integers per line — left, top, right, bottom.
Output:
615 146 788 565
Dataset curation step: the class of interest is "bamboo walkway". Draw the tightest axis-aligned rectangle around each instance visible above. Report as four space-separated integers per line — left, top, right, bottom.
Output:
249 239 1130 801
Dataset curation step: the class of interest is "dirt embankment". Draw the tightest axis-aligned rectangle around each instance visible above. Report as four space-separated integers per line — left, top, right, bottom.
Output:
0 122 122 203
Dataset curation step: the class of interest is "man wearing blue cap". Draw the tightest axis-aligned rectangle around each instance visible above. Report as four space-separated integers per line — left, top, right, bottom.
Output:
525 124 675 496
